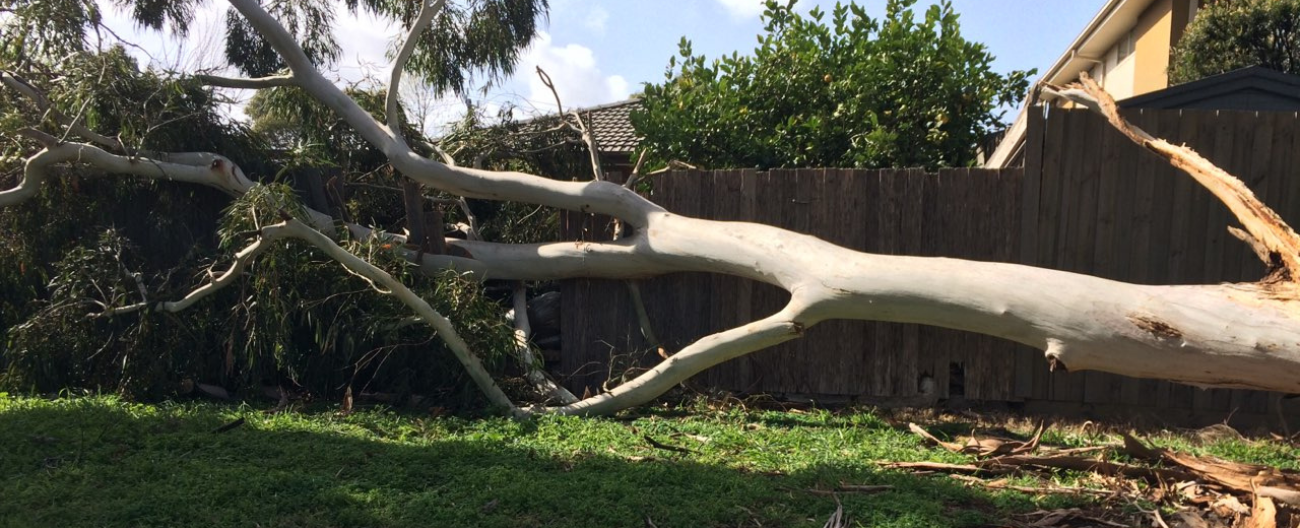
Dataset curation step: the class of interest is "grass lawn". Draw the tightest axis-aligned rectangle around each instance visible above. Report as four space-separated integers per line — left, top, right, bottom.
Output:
2 395 1295 528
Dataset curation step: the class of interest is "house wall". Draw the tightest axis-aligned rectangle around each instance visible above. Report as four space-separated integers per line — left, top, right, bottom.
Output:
1078 0 1205 100
1133 0 1174 94
1093 33 1137 98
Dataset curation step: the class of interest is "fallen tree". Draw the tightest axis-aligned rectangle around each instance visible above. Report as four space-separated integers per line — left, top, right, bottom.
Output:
6 0 1300 417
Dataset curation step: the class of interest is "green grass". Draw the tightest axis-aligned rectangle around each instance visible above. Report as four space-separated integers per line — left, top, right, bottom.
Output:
1 395 1287 528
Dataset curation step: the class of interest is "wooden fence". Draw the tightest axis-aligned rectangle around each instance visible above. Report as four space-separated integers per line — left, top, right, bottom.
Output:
559 168 1028 402
559 107 1300 416
1017 107 1300 415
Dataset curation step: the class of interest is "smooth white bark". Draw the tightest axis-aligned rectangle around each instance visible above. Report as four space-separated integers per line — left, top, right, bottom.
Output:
8 2 1300 417
509 281 578 404
2 141 254 207
264 220 517 411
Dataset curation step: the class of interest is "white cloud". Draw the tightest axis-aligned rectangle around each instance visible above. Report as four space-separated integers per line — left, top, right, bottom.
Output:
329 5 400 85
583 6 609 35
714 0 766 20
92 3 631 128
518 32 631 114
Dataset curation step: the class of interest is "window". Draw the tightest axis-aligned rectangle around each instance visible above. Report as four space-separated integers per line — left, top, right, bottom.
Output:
1118 30 1135 60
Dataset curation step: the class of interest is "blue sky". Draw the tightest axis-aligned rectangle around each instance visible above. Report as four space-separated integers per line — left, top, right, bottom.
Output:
103 0 1109 132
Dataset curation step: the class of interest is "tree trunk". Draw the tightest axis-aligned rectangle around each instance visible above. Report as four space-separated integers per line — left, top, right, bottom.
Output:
9 3 1300 417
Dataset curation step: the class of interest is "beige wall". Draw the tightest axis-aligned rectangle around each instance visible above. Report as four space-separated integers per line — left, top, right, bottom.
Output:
1075 0 1207 100
1094 39 1137 98
1133 0 1173 94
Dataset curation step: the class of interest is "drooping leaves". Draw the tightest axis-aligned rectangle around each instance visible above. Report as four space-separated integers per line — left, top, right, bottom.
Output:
348 0 548 95
0 0 103 66
224 0 341 77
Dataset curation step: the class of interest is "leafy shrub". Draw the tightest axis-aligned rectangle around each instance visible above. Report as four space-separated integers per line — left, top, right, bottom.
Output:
1171 0 1300 84
633 0 1032 169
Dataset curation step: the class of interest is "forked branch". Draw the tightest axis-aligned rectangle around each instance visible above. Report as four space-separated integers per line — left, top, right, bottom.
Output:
387 0 447 146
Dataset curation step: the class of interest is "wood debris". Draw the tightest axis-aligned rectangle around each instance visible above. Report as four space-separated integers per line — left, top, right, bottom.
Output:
897 423 1300 528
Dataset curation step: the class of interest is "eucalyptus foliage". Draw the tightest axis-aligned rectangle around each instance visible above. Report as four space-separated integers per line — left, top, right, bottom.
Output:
3 0 546 96
633 0 1032 170
1 0 554 403
1170 0 1300 84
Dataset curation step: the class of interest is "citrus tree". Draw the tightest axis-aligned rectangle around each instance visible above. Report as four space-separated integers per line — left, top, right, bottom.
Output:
632 0 1032 169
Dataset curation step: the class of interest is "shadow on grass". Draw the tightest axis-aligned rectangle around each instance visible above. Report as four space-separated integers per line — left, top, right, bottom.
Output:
0 399 1076 528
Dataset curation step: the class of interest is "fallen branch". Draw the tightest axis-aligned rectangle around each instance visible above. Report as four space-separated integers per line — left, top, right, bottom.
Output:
511 281 578 404
195 73 297 89
387 0 447 147
1057 72 1300 281
803 484 892 496
948 474 1114 496
1124 434 1300 507
211 417 246 434
907 421 1046 457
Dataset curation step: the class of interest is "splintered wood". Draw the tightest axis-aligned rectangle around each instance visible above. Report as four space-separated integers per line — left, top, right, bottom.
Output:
1061 72 1300 284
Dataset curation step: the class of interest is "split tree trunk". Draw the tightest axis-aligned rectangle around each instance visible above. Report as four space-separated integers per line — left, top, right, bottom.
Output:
7 1 1300 417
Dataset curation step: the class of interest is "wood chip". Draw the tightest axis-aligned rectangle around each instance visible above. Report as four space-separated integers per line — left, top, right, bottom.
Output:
1243 495 1277 528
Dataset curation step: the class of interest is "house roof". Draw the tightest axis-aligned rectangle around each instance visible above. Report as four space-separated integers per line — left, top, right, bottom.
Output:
1039 0 1159 88
984 0 1159 167
1118 66 1300 110
509 98 642 155
580 99 642 154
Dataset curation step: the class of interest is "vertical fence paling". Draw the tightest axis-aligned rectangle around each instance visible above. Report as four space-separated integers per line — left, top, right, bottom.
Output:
558 107 1298 412
559 167 1024 401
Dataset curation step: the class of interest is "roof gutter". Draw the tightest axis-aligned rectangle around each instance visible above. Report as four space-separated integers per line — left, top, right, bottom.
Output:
984 0 1130 168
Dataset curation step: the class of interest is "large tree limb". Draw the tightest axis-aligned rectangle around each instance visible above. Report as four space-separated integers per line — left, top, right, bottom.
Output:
224 0 665 226
4 140 255 207
387 0 446 147
1054 73 1300 281
236 0 1300 413
10 0 1300 418
551 304 808 415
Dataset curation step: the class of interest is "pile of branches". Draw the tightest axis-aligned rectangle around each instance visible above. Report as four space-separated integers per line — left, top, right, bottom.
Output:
891 423 1300 528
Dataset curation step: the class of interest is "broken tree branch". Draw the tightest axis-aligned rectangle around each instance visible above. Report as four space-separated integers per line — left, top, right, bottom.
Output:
195 73 297 89
3 71 122 150
263 219 518 412
1060 72 1300 281
511 281 578 404
388 0 446 147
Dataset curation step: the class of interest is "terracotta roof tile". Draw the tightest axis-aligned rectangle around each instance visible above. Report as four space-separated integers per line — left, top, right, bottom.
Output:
510 99 642 154
579 99 642 154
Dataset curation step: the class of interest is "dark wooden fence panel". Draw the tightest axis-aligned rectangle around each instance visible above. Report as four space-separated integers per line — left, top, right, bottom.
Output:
560 168 1024 400
1025 108 1300 414
558 107 1300 416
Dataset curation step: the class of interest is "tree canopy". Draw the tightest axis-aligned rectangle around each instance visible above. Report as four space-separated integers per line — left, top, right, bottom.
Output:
2 0 547 96
631 0 1032 170
7 0 1300 420
1170 0 1300 84
0 0 552 401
